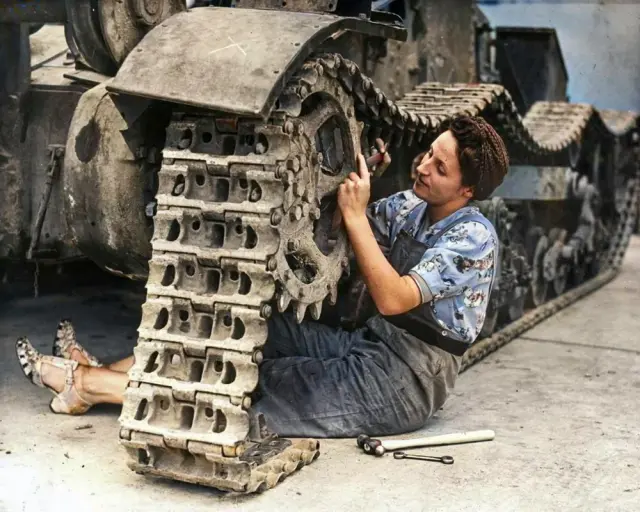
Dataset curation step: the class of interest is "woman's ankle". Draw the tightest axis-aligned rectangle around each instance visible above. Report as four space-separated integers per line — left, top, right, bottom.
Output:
40 360 66 394
69 347 91 366
74 365 128 405
73 364 94 403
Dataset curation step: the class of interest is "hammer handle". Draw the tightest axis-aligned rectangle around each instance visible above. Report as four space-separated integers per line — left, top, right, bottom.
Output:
381 430 495 451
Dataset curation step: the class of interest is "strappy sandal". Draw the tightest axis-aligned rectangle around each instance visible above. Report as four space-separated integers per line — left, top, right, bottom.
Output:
52 319 103 367
16 336 92 415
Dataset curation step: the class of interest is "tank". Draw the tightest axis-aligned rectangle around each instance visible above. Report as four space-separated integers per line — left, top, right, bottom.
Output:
1 0 638 494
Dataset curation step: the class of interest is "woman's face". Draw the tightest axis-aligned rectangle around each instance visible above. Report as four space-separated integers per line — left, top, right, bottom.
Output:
412 130 473 205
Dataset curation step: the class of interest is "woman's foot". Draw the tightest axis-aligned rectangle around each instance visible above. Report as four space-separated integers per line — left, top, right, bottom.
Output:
52 319 103 367
16 336 92 415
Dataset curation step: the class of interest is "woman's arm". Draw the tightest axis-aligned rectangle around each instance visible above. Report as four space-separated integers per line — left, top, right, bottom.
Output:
337 154 423 316
342 215 422 316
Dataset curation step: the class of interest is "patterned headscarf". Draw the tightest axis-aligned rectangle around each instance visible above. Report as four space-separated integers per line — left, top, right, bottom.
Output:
412 116 509 200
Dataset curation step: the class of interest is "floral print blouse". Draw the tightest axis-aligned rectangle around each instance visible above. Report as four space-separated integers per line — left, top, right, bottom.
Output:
366 190 497 343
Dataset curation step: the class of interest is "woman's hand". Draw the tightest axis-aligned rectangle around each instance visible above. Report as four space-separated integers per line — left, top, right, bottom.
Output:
337 139 390 222
338 153 370 222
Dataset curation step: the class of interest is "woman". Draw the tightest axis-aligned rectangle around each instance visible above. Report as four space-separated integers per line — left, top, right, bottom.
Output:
15 115 509 437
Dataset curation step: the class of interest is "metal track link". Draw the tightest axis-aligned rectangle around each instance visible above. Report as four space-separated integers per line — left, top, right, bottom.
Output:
120 431 320 493
120 52 639 493
331 52 618 159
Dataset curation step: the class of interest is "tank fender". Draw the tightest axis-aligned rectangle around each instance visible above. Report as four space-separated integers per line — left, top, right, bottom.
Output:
107 7 405 118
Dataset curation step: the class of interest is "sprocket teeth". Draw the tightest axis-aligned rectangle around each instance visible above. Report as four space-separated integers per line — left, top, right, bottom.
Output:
309 300 323 320
294 301 307 324
277 292 291 313
329 285 338 305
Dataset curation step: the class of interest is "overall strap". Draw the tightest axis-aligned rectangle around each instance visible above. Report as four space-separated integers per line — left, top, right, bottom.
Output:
393 200 429 243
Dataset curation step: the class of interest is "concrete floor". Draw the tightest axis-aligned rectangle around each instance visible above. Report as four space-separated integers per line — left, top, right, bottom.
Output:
30 25 68 67
2 240 640 512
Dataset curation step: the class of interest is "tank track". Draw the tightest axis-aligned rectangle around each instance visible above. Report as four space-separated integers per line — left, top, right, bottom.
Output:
461 160 639 371
118 60 360 493
119 53 639 493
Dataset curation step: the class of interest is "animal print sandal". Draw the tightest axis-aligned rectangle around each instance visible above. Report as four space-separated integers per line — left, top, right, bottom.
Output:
52 319 103 367
16 336 92 415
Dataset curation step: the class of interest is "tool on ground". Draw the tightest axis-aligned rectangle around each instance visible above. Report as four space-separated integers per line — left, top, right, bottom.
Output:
393 452 454 464
357 429 495 457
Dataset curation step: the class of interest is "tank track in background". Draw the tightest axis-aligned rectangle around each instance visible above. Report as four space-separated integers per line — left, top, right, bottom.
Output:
461 157 639 371
119 53 639 493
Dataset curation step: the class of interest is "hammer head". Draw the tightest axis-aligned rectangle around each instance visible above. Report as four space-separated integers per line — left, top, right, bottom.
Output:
357 434 386 456
356 434 370 449
363 438 384 456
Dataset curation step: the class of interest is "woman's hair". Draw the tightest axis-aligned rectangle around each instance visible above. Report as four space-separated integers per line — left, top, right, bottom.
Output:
412 116 510 201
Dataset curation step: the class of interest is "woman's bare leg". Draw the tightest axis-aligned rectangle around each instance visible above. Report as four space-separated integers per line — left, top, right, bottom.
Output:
106 356 135 373
75 365 128 405
66 349 134 374
41 362 128 405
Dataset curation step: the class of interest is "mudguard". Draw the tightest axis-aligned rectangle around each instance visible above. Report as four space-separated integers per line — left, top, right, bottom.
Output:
107 7 405 118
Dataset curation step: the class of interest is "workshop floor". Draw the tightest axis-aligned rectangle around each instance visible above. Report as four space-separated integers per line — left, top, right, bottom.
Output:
1 239 639 512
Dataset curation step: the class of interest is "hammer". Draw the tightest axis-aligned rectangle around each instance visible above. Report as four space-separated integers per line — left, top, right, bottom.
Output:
356 429 495 457
365 149 389 178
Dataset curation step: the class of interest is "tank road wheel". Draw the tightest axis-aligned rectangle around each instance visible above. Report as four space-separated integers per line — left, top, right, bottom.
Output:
568 248 588 287
506 291 526 323
98 0 187 66
503 243 528 323
526 228 549 307
545 228 569 297
65 0 117 75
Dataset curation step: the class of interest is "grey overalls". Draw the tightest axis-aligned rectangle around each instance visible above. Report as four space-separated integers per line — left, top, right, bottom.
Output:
251 211 498 438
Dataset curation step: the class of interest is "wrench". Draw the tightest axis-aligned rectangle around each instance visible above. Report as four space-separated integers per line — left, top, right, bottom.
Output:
393 452 454 464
